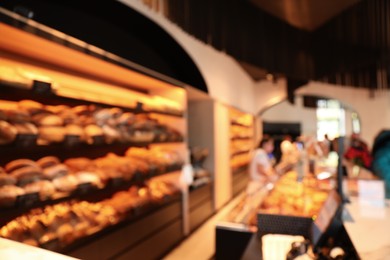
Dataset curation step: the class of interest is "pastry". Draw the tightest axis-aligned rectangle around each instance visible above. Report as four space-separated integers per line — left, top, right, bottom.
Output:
65 124 84 137
84 124 104 144
57 223 75 245
0 173 17 186
14 122 39 135
64 157 93 171
24 180 56 200
102 125 121 144
75 171 102 188
0 120 18 145
33 113 63 126
10 165 44 186
52 175 78 192
5 159 38 172
37 156 60 169
5 109 30 123
38 126 66 143
43 164 69 179
18 100 45 115
0 185 25 207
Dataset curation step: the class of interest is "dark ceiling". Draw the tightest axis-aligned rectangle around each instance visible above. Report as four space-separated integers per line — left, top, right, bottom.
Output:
165 0 390 90
1 0 389 92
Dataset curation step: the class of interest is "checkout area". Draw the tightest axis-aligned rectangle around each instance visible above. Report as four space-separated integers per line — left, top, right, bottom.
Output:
216 158 390 260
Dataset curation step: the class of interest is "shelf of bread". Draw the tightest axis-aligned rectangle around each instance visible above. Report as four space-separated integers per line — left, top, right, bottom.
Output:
229 108 253 128
228 107 254 172
229 107 254 161
0 98 184 148
0 147 183 218
0 177 181 253
0 16 188 257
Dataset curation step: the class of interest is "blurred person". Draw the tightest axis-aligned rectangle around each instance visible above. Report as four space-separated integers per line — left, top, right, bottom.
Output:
277 135 298 172
372 130 390 198
247 136 277 194
344 133 372 170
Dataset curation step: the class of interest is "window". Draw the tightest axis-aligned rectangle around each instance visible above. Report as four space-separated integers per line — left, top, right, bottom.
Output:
316 99 345 141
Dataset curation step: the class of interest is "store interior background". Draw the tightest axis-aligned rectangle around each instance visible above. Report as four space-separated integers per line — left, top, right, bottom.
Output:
1 0 390 258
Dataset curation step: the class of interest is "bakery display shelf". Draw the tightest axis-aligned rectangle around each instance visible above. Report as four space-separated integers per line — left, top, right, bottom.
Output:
0 83 184 118
59 192 182 255
0 165 183 227
231 150 251 158
232 164 249 175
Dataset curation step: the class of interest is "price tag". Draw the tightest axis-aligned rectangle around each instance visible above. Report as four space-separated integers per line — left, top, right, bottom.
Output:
32 80 52 94
74 182 94 195
358 179 385 207
358 179 386 218
16 192 40 207
109 177 124 188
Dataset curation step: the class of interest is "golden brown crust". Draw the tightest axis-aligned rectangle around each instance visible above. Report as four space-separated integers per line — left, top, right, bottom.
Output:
5 159 38 173
0 120 18 145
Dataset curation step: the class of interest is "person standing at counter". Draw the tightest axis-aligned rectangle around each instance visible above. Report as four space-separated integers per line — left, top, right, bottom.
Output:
247 136 277 194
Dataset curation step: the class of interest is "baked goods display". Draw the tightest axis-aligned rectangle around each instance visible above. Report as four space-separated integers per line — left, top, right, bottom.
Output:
0 179 180 251
0 99 183 147
0 148 183 209
230 124 253 139
229 108 254 174
230 153 251 170
259 171 329 217
230 139 253 156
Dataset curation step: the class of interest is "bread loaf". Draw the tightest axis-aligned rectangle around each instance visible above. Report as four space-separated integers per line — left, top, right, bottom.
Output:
0 120 17 145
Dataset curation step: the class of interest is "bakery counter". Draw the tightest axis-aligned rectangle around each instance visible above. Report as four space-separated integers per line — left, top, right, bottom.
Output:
0 237 77 260
343 197 390 259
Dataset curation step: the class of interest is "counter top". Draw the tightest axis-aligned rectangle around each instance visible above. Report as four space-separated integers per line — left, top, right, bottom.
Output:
343 197 390 260
0 238 78 260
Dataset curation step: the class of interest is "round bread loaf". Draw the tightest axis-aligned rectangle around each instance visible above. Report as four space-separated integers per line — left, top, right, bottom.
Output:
0 185 25 207
5 109 30 123
24 180 56 200
11 165 44 186
37 156 60 169
33 113 64 126
43 164 69 179
0 173 17 186
5 159 38 173
38 126 66 143
0 120 17 145
14 122 39 135
18 100 45 115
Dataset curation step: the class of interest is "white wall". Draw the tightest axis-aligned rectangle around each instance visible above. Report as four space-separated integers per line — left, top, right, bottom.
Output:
119 0 256 113
254 78 287 114
297 81 390 147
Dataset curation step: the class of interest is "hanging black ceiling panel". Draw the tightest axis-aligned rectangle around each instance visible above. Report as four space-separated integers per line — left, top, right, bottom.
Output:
165 0 390 90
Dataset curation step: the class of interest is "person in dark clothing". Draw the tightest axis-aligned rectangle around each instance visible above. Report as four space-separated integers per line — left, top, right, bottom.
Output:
372 130 390 199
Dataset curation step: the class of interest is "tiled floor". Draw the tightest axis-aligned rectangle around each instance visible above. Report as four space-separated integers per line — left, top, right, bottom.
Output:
164 194 245 260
